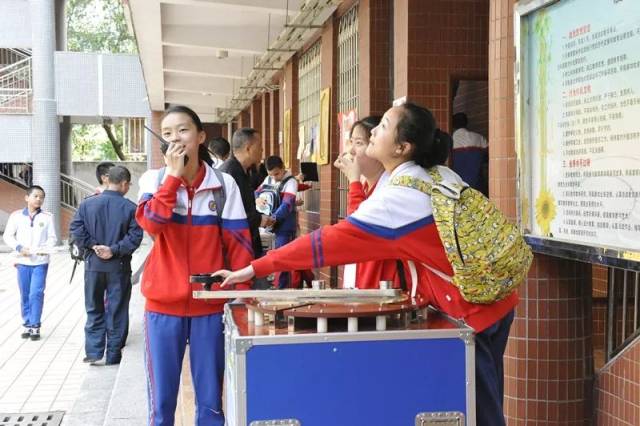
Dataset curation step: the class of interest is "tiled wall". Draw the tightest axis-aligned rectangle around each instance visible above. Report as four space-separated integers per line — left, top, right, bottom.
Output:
149 110 164 169
452 80 489 138
394 0 489 130
504 255 593 425
595 339 640 425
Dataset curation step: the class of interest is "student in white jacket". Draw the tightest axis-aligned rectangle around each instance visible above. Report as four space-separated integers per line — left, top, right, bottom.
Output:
3 185 57 340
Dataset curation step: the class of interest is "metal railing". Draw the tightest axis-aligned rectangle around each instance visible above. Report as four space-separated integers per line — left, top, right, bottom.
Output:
606 267 640 361
0 162 32 187
60 173 96 210
0 48 31 68
0 163 95 212
298 41 322 214
337 4 359 219
0 54 32 114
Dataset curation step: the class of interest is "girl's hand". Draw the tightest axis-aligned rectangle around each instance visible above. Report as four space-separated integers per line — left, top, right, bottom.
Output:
333 152 361 183
164 142 187 177
213 265 256 288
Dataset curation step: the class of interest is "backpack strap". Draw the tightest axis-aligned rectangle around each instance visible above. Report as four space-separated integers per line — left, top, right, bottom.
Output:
389 168 462 200
210 167 227 219
277 175 296 194
389 169 465 270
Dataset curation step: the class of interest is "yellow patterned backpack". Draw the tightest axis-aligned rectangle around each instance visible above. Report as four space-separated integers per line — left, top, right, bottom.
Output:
390 168 533 304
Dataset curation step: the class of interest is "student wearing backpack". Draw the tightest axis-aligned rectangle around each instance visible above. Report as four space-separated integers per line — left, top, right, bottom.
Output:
136 105 253 426
217 102 525 426
255 155 299 288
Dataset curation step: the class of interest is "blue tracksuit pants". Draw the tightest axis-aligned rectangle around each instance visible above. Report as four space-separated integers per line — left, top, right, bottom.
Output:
144 311 225 426
84 270 131 363
274 231 296 288
475 309 514 426
16 264 49 328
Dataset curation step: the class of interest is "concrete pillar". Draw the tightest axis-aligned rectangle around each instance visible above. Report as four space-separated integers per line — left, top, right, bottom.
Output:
54 0 67 51
59 116 72 175
30 0 61 238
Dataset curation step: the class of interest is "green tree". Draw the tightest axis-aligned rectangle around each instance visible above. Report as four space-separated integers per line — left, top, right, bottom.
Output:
66 0 137 160
66 0 137 54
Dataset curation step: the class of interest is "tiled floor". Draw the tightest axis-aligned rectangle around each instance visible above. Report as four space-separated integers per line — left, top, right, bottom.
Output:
0 251 89 414
0 244 197 424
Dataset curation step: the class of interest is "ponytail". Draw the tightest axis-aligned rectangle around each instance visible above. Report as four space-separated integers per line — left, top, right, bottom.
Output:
199 144 213 166
395 102 445 169
431 129 452 166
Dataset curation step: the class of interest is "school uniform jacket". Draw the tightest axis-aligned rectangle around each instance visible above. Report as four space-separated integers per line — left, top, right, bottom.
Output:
3 208 57 266
136 163 253 317
344 174 409 290
252 161 518 332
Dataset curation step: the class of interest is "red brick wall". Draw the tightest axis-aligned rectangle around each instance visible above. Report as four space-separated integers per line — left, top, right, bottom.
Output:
452 80 489 137
261 92 271 157
270 88 280 156
359 0 391 116
394 0 489 130
595 339 640 425
149 110 164 169
250 98 261 133
238 109 250 129
202 123 222 141
490 1 594 424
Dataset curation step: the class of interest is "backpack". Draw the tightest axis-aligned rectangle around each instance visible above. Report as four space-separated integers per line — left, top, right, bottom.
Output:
256 175 295 216
390 167 533 304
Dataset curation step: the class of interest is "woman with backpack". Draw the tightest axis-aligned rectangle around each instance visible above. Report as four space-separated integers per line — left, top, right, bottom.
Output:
136 105 253 426
215 102 521 426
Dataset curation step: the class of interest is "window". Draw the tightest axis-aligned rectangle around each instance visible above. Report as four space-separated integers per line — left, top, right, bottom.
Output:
298 41 322 213
337 5 359 219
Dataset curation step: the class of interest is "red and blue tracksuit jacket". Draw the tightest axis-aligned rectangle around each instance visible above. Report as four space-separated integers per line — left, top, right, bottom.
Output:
343 175 410 290
252 161 518 332
136 163 253 316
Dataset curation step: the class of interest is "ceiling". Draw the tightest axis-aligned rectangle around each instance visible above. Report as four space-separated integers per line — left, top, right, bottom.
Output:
125 0 339 123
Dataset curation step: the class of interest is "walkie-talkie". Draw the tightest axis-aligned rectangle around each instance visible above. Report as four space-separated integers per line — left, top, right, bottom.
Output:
143 125 189 165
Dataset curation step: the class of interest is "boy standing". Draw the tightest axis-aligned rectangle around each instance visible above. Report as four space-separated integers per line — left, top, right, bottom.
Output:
256 155 298 288
3 185 57 340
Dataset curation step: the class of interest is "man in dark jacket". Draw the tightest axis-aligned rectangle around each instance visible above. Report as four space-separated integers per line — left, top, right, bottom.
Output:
70 166 143 365
220 128 272 260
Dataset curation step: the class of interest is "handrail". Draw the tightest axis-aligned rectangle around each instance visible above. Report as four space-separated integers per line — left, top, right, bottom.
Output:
0 56 32 114
60 173 96 210
606 267 640 361
0 163 97 212
0 56 32 76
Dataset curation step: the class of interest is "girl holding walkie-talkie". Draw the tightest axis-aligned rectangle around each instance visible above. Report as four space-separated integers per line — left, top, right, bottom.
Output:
137 105 253 426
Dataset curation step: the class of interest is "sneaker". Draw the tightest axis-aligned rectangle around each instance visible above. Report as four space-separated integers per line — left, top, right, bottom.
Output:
83 356 102 364
21 327 31 339
29 328 40 341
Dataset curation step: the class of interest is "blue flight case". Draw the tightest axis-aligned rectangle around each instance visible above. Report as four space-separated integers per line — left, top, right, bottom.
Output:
223 303 476 426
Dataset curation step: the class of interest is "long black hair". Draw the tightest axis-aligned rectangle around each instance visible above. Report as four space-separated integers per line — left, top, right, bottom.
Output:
163 104 212 165
349 115 382 139
394 102 449 168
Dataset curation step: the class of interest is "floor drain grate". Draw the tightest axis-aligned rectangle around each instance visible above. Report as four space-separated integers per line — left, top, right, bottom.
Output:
0 412 64 426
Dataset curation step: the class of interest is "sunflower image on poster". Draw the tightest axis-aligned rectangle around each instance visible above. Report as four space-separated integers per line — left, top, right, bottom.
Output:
533 10 556 236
